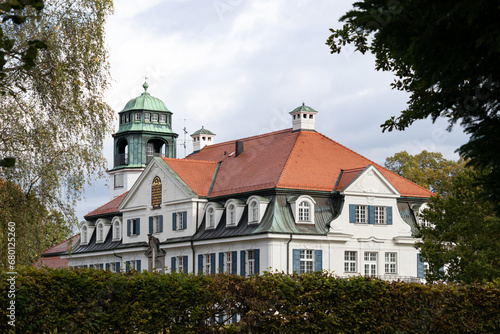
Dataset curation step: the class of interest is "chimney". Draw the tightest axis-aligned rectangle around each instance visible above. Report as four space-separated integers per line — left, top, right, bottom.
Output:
235 140 244 157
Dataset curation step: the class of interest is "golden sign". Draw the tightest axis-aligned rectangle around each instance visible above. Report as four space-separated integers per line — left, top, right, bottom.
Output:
151 176 162 209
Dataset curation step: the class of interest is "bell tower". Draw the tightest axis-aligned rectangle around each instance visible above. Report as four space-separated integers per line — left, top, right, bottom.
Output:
108 81 178 199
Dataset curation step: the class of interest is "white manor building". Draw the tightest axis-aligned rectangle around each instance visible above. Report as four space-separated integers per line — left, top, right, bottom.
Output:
65 84 431 281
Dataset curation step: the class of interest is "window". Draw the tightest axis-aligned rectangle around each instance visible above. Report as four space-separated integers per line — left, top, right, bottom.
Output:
82 225 88 244
204 254 212 274
126 113 130 122
174 212 186 230
121 115 125 124
300 249 314 274
246 250 256 276
385 252 397 274
128 218 140 236
298 201 310 222
153 216 160 233
114 174 124 188
135 113 141 121
250 201 258 222
375 206 386 224
356 205 368 223
176 256 185 273
228 204 236 225
207 208 215 228
109 262 116 272
344 251 357 273
113 221 121 240
224 252 233 274
364 252 377 276
97 223 104 242
152 113 158 122
147 143 154 156
160 114 166 123
126 260 141 272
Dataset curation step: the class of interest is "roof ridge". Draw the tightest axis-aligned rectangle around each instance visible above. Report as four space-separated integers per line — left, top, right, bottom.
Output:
84 191 128 218
42 234 80 254
195 128 293 151
275 130 302 187
313 131 433 196
162 157 218 165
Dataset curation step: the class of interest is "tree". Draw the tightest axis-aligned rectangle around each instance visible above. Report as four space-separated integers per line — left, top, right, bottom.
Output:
384 150 465 195
327 0 500 213
417 168 500 283
0 0 114 264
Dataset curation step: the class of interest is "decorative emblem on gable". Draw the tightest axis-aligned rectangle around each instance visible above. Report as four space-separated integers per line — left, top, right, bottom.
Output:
151 176 162 209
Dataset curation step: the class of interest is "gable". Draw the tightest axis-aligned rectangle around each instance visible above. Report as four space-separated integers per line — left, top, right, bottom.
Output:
341 165 400 198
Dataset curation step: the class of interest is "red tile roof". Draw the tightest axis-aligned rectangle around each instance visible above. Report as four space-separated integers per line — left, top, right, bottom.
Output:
185 129 433 198
84 191 128 219
162 158 219 196
34 234 80 269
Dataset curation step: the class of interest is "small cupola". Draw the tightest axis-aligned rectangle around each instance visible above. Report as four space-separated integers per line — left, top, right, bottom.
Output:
289 103 318 132
191 126 216 153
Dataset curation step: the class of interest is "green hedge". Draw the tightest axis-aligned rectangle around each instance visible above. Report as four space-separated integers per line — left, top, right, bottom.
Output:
0 267 498 333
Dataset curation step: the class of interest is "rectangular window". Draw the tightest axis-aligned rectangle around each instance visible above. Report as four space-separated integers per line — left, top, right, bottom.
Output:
176 256 185 273
204 254 211 274
300 249 314 274
152 113 159 122
135 113 141 121
364 252 377 276
356 205 368 223
109 263 116 272
144 113 151 121
160 114 166 123
247 250 255 276
224 252 233 274
344 251 357 273
153 216 160 233
176 212 185 230
130 219 140 236
385 252 397 274
114 174 124 188
375 206 386 224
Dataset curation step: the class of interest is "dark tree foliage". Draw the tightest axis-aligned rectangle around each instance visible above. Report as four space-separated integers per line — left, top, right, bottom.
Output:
327 0 500 212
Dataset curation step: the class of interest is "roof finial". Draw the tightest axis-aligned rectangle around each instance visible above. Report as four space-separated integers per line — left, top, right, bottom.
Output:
143 76 149 92
302 101 305 106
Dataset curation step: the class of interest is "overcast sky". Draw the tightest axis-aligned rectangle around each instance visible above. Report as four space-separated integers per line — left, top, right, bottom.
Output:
76 0 469 222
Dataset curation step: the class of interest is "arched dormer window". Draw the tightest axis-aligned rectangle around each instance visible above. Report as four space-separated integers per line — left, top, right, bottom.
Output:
113 219 121 240
246 196 270 224
298 201 310 222
97 222 104 243
228 204 236 226
208 207 215 228
250 201 258 222
82 225 88 244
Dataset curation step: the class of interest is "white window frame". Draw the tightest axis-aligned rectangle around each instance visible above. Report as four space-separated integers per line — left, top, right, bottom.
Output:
97 223 104 243
130 219 138 236
207 207 215 229
176 256 185 273
152 113 159 122
356 205 368 224
204 254 212 274
298 201 310 222
375 206 387 225
160 114 166 123
175 212 185 230
250 201 259 223
114 174 124 188
364 252 377 276
385 252 397 274
113 220 121 240
144 113 151 121
300 249 314 274
109 262 117 272
224 252 233 274
81 225 88 244
247 250 256 276
134 113 141 121
153 216 160 233
228 204 236 226
344 251 357 273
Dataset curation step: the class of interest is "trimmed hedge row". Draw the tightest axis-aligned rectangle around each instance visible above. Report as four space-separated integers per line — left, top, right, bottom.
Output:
0 267 499 333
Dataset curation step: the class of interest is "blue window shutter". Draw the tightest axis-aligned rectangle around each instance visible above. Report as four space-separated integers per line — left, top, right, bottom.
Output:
159 215 163 232
172 213 177 231
183 256 188 273
211 253 216 275
349 204 356 223
106 263 110 270
417 254 425 278
368 206 375 224
149 216 153 234
240 250 246 276
219 252 224 273
99 264 104 270
136 218 141 235
232 251 238 275
293 249 300 273
136 260 141 271
315 250 323 272
171 257 176 273
387 207 393 225
116 262 120 273
125 261 130 273
183 211 187 229
198 254 203 274
254 249 260 275
127 219 131 236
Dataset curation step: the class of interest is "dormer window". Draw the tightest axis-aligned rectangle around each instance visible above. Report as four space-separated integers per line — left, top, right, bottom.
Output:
113 220 121 240
134 113 141 121
208 208 215 228
228 204 236 226
298 201 310 222
145 113 151 121
82 225 88 244
97 222 104 243
152 113 158 122
160 114 166 123
250 201 258 222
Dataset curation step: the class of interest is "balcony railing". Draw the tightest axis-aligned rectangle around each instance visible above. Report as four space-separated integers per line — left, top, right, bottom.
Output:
115 153 128 166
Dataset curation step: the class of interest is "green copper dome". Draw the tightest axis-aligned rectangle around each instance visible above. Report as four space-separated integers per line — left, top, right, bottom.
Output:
121 82 170 113
191 126 215 136
289 102 318 114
